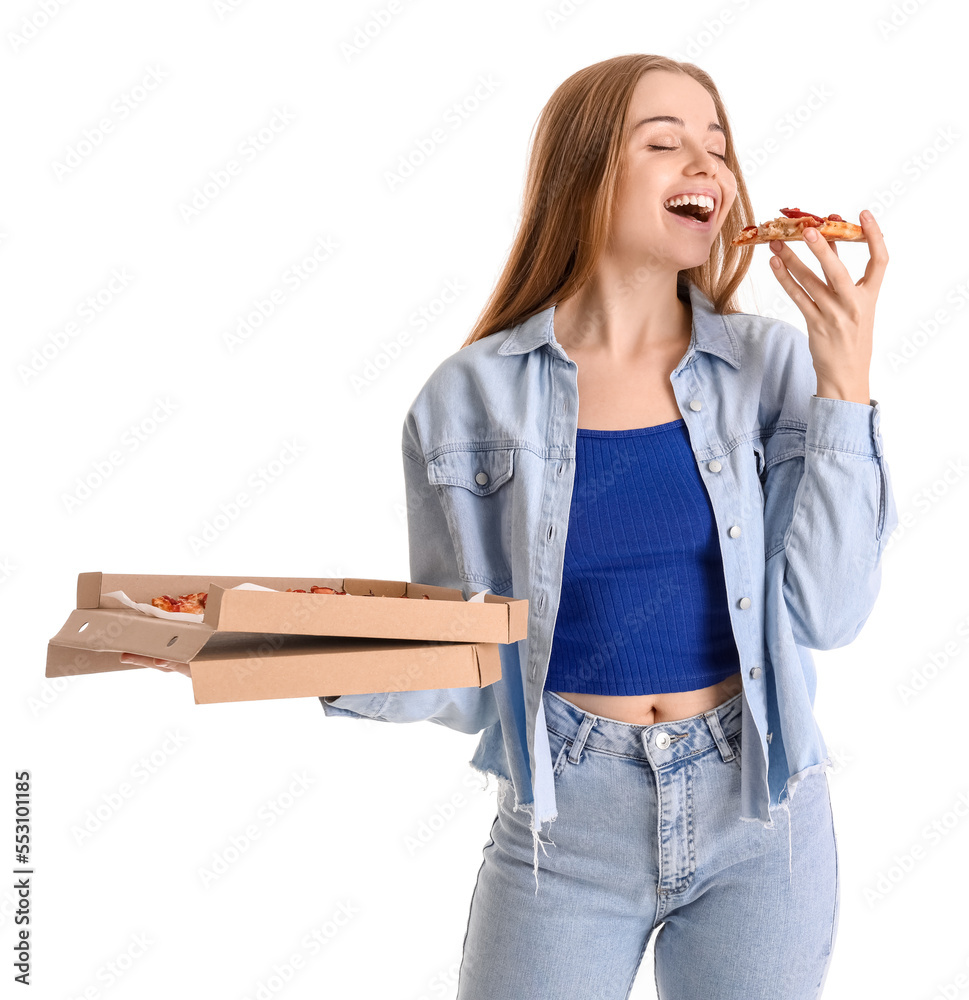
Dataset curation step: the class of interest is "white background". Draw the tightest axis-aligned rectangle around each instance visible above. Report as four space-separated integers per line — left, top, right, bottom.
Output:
3 0 966 997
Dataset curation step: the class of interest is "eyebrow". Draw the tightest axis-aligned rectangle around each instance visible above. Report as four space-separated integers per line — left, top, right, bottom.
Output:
632 115 725 135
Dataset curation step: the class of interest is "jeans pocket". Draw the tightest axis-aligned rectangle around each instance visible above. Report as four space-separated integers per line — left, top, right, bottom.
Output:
547 727 573 779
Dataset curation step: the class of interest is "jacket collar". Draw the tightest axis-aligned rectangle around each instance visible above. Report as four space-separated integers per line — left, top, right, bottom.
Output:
496 280 742 370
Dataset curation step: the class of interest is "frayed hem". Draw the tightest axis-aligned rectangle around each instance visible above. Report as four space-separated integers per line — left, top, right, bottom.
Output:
739 759 833 883
467 762 557 895
779 758 832 883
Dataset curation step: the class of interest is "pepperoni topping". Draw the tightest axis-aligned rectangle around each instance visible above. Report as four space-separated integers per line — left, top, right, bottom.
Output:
741 224 757 232
779 207 825 225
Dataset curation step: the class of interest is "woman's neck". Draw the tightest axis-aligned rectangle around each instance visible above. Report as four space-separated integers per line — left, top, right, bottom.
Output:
553 275 691 363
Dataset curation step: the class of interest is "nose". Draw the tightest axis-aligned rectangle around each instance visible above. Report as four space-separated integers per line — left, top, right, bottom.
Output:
682 140 721 175
690 151 720 175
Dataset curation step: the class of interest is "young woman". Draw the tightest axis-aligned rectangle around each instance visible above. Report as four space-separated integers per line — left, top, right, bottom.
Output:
130 53 897 999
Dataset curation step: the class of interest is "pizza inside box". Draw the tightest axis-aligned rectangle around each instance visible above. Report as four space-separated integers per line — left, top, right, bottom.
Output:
46 573 528 705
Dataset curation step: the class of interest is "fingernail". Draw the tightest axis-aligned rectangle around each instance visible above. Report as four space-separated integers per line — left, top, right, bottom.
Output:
805 227 818 242
861 209 872 221
770 256 782 270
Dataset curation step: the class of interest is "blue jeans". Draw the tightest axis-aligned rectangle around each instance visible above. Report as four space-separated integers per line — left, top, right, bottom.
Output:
456 688 840 999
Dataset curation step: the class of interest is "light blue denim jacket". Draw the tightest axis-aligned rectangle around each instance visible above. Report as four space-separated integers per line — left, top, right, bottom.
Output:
321 280 899 887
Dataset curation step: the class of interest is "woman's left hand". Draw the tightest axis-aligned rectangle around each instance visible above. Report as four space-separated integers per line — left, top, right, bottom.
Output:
768 211 888 405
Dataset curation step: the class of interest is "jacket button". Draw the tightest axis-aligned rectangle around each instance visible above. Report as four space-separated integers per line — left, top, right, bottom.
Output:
749 666 762 679
738 597 752 610
475 472 489 486
708 459 722 473
689 400 702 411
728 525 741 538
654 732 671 749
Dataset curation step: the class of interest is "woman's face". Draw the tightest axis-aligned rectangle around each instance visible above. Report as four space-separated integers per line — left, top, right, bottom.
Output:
609 70 738 275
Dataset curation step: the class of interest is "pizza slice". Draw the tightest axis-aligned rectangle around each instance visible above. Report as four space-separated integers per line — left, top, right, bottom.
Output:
151 591 208 614
732 207 866 246
148 584 434 613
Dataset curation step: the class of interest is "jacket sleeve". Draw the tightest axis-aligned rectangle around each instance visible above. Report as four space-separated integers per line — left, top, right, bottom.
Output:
763 390 899 650
317 410 499 734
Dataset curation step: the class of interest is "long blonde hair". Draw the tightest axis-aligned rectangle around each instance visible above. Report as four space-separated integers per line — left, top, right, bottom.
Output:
460 54 754 349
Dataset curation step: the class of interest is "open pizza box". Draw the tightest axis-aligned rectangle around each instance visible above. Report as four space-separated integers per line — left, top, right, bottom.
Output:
46 573 528 705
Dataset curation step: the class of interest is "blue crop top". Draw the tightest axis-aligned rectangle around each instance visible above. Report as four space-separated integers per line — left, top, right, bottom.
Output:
545 418 741 695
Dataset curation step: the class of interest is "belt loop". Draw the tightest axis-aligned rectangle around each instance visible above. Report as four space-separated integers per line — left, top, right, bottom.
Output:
567 712 596 764
704 707 735 763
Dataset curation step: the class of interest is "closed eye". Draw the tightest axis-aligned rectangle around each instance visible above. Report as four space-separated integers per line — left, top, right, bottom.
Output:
648 145 726 161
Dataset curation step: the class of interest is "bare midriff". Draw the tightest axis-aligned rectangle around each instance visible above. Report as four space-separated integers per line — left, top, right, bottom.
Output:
552 298 744 726
551 671 743 726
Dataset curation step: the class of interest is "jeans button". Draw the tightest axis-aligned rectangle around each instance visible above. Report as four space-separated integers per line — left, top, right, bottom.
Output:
654 731 671 749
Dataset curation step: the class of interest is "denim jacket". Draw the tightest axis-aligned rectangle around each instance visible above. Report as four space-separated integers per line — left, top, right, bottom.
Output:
321 280 899 888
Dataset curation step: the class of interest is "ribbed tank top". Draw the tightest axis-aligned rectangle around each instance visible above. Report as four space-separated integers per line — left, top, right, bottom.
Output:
545 418 741 695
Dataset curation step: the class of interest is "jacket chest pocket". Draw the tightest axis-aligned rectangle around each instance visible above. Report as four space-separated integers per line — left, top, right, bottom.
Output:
426 448 515 495
425 448 516 593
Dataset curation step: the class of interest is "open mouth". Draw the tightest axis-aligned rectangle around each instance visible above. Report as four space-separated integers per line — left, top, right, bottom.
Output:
664 194 715 224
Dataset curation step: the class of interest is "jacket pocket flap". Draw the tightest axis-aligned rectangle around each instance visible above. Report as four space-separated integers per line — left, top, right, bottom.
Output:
426 449 514 496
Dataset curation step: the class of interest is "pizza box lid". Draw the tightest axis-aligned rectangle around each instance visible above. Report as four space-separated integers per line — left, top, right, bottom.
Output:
71 572 527 644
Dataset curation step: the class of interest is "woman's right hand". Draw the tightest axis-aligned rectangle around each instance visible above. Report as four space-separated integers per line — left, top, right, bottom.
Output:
120 652 192 677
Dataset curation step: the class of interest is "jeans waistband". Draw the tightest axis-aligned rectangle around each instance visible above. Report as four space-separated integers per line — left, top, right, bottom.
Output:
542 688 743 768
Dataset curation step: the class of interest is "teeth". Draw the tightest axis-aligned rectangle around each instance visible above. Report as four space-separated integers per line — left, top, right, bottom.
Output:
664 194 715 211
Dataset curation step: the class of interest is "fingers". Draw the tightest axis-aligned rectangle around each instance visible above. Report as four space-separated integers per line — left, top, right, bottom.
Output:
771 230 853 301
120 652 191 674
856 209 889 292
769 244 821 320
120 652 152 667
769 239 826 305
800 228 855 297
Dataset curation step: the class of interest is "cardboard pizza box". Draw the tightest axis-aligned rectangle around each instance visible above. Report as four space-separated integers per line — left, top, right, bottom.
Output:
46 572 528 705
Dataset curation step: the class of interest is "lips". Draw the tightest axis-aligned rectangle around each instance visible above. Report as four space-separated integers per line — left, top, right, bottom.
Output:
664 207 715 230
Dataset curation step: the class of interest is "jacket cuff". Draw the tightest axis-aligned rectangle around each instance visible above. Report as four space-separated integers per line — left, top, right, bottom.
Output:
807 395 885 459
318 692 389 719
